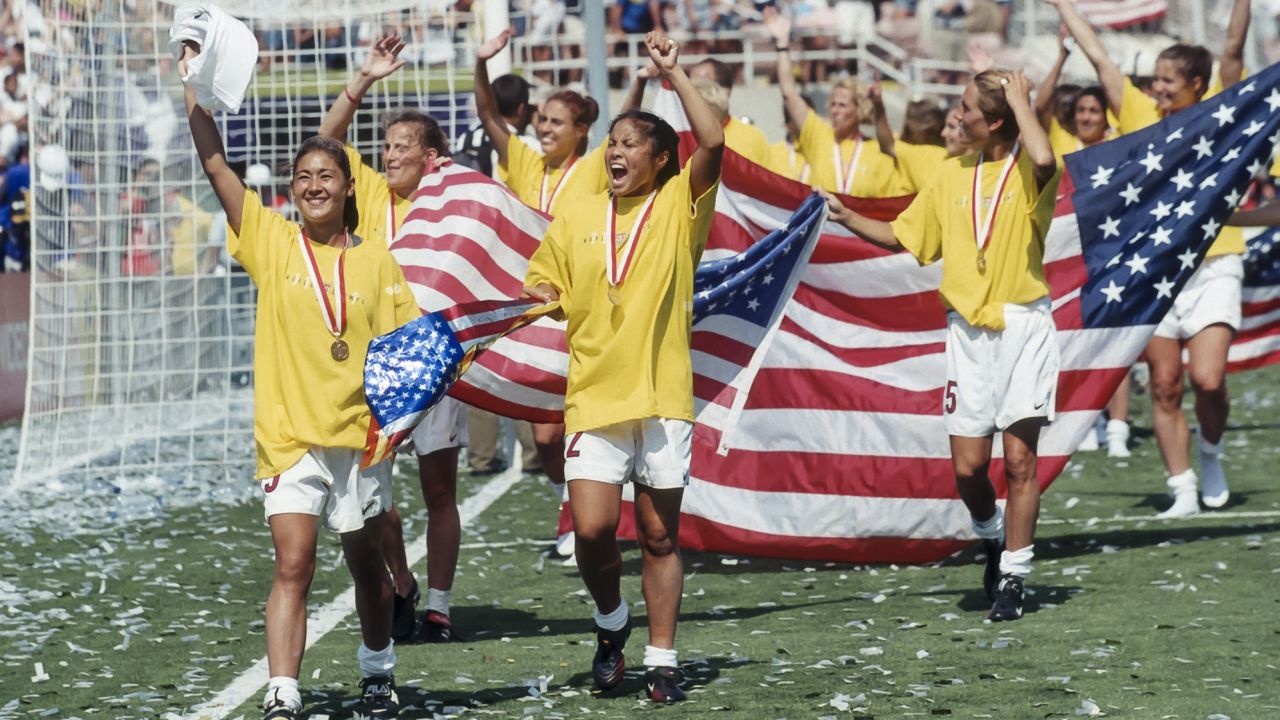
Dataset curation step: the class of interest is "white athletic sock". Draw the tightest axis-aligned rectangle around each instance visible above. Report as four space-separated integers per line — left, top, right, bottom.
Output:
1199 433 1229 508
1105 419 1131 458
425 588 451 617
594 597 629 631
357 641 397 677
999 544 1034 578
264 677 301 712
971 506 1005 542
643 645 678 668
1157 469 1199 518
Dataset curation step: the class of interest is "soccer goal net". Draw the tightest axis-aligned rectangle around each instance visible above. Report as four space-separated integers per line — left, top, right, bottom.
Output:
15 0 479 487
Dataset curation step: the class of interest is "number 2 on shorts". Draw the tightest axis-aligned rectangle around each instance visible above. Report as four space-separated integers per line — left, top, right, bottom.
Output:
565 432 584 458
944 380 958 414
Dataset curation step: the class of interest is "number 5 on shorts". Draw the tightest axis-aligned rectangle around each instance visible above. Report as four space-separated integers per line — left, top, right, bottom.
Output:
944 380 957 414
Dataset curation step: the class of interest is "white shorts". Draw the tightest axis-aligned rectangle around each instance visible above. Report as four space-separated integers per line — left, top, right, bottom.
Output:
261 449 393 534
1153 254 1243 340
563 418 692 490
944 299 1060 437
407 395 469 456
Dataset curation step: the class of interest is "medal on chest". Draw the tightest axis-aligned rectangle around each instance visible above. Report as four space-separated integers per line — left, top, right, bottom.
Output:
603 190 657 305
970 142 1020 275
833 137 864 195
297 229 351 361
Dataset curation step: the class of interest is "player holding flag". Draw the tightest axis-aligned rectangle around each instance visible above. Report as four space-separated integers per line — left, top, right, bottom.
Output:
821 71 1060 622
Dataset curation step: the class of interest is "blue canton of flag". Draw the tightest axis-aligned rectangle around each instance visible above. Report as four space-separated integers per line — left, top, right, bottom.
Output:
693 192 826 325
1067 62 1280 329
1244 225 1280 289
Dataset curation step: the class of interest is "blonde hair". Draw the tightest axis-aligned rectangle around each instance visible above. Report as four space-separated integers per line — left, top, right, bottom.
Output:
691 78 730 123
830 77 873 121
971 70 1020 141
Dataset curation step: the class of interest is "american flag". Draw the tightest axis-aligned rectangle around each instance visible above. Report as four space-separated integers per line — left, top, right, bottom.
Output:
1229 225 1280 371
1074 0 1167 29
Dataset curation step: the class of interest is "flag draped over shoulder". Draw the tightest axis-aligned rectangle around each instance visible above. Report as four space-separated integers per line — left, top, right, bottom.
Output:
1229 226 1280 372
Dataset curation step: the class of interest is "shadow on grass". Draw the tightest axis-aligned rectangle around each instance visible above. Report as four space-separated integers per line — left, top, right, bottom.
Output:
298 655 757 717
1035 521 1280 561
914 582 1082 614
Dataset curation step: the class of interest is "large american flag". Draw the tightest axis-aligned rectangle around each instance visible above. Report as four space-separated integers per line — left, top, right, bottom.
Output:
391 66 1280 563
1228 225 1280 371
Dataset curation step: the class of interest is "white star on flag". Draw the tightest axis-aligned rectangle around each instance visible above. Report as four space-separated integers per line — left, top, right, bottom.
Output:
1202 217 1222 239
1090 165 1114 188
1170 168 1194 191
1198 172 1218 190
1125 253 1150 275
1150 225 1173 245
1243 119 1266 136
1221 146 1242 163
1266 88 1280 112
1178 248 1198 270
1150 200 1172 220
1139 149 1163 174
1175 200 1195 219
1101 280 1124 303
1098 215 1121 237
1154 276 1176 299
1211 103 1237 126
1119 182 1142 205
1192 135 1214 158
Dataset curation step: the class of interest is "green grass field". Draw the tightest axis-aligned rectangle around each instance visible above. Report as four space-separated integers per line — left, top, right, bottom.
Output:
2 366 1279 720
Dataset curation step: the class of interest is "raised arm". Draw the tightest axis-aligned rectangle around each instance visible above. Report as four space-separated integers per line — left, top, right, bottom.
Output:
181 44 245 234
474 29 516 169
1036 29 1070 130
817 189 903 251
621 63 659 113
867 82 896 159
763 8 811 138
646 32 723 198
318 34 407 142
1046 0 1124 115
1006 72 1058 189
1227 201 1280 227
1218 0 1250 89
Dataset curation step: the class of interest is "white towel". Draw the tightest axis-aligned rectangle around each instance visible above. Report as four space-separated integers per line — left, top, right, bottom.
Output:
169 3 258 114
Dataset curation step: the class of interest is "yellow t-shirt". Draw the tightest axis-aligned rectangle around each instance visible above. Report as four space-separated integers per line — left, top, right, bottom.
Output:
767 139 809 182
891 151 1060 330
890 141 948 194
724 116 772 168
505 135 609 216
232 189 420 478
345 146 412 247
797 109 901 196
170 195 214 275
1048 117 1084 166
525 165 719 434
1116 78 1243 257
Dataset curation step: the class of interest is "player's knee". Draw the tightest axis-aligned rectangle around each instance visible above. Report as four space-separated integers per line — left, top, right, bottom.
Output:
573 518 617 547
1188 368 1225 396
1003 452 1036 486
273 550 315 589
952 458 987 485
422 485 458 512
638 530 678 558
533 423 564 447
1150 375 1184 408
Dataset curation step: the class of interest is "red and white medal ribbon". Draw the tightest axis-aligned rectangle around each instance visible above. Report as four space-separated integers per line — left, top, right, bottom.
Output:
297 230 348 339
603 190 657 297
832 137 864 194
539 155 578 213
386 195 398 241
970 141 1021 268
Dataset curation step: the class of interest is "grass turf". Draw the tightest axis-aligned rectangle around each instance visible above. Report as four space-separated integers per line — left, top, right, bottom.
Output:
1 366 1279 719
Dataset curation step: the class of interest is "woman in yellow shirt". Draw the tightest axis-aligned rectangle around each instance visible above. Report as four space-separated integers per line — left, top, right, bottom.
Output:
181 45 417 720
473 29 609 507
763 8 900 196
821 71 1060 624
1053 0 1251 516
522 31 723 704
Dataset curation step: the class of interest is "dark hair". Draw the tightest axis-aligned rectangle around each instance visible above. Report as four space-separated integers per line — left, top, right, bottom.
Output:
1068 86 1109 133
694 58 734 91
293 135 359 233
1157 43 1213 98
901 100 945 147
384 109 449 155
608 110 680 187
1051 83 1082 126
492 73 531 118
545 89 600 155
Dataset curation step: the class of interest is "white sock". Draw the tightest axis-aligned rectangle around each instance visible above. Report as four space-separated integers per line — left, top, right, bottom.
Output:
357 641 397 677
643 645 678 668
594 597 629 631
264 676 301 711
999 544 1034 578
1166 468 1197 495
1199 434 1229 505
971 506 1005 542
425 588 451 617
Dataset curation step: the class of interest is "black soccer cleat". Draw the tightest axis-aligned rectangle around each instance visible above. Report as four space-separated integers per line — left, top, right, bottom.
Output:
591 619 632 691
986 574 1025 622
645 666 688 703
982 539 1004 600
261 690 298 720
391 579 420 643
422 610 459 643
357 673 399 718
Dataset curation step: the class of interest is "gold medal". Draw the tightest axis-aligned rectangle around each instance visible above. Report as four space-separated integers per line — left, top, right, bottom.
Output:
976 250 987 274
331 338 349 361
608 286 622 305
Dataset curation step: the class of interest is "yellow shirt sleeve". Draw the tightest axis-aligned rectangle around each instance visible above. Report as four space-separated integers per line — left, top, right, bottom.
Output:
890 176 943 266
504 133 545 208
1117 77 1161 135
526 214 570 293
230 188 293 281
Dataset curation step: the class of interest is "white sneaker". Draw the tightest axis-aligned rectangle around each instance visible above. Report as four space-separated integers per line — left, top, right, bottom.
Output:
1156 470 1199 518
1199 434 1229 508
1105 419 1130 458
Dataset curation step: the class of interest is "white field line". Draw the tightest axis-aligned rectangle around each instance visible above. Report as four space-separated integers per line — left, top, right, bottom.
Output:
185 460 526 720
1040 509 1280 525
